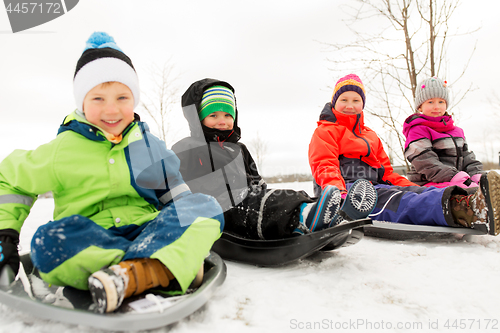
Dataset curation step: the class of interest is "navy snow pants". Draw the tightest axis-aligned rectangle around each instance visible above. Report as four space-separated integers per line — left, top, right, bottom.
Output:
346 183 461 227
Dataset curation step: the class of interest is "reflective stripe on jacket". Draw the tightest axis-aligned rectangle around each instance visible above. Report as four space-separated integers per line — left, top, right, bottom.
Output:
403 113 483 185
0 111 190 232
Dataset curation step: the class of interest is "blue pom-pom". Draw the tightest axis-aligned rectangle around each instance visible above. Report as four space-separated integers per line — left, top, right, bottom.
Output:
87 32 114 46
83 32 122 52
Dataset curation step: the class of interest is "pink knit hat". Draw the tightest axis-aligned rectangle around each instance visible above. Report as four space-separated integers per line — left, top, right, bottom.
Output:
331 74 366 109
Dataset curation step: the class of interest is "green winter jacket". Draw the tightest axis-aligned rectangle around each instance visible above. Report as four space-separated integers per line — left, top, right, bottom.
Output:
0 111 190 233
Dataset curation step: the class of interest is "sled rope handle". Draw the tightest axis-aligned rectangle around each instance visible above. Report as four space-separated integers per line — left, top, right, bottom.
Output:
146 293 165 313
368 190 401 218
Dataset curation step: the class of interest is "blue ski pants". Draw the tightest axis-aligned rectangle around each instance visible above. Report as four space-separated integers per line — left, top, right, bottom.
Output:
346 184 459 227
30 193 224 291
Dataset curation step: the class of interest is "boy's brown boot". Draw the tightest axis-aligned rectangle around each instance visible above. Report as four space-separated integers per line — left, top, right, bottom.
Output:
88 258 175 313
450 171 500 235
117 258 175 299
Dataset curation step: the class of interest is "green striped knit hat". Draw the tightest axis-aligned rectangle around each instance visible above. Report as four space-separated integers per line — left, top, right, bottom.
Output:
199 86 236 121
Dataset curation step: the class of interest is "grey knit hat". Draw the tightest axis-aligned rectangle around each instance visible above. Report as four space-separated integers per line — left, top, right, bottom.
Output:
414 77 450 110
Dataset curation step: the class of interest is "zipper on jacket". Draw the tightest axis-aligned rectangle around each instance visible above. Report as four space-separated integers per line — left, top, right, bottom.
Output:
446 133 462 169
351 114 371 157
207 143 236 207
207 143 216 172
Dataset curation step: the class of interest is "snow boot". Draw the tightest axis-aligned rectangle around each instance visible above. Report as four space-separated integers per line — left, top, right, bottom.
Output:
88 267 126 314
333 179 378 226
88 258 175 313
450 171 500 235
190 264 204 289
294 185 342 235
293 180 377 235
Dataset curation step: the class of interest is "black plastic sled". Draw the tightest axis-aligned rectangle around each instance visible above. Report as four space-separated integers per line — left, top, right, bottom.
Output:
364 220 489 240
212 218 372 266
0 251 226 331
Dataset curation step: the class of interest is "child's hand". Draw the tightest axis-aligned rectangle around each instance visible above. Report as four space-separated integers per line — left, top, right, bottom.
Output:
0 229 20 276
470 174 481 184
451 171 472 187
341 191 347 199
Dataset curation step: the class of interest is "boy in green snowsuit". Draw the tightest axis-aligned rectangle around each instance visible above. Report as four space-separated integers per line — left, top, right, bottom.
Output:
0 32 224 313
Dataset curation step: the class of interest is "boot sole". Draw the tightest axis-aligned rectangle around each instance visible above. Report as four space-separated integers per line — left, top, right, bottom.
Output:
480 171 500 235
89 270 119 313
340 179 378 221
189 264 204 289
309 186 341 231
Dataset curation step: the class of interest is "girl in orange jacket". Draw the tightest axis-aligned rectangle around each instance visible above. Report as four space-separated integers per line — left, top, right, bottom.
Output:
308 74 500 235
309 75 415 197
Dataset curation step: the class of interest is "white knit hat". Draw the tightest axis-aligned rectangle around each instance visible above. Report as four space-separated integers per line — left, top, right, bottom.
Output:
73 32 140 113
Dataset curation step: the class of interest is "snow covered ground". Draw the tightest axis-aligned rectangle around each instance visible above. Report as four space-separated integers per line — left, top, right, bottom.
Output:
1 181 499 333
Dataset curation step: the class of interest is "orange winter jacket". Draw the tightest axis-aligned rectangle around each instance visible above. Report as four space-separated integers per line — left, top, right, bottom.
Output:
308 103 416 193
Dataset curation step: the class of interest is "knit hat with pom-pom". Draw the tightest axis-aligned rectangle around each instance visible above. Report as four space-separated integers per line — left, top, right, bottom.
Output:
414 76 450 110
331 74 366 109
73 32 140 113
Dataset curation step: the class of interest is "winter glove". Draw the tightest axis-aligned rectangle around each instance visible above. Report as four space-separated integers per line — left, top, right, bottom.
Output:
450 171 473 188
470 173 482 185
0 229 20 276
340 191 347 200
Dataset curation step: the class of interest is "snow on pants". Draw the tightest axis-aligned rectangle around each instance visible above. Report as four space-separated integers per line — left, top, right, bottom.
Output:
223 187 314 240
30 193 224 292
358 183 465 227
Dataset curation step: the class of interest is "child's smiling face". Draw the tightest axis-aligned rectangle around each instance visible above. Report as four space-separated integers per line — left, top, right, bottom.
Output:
418 98 447 117
334 91 363 115
83 82 135 136
202 111 234 130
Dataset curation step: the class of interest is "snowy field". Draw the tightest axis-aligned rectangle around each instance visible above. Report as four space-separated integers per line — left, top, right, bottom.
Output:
1 182 499 333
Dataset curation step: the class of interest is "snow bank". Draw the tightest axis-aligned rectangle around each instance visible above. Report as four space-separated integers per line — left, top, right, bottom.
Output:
1 183 499 333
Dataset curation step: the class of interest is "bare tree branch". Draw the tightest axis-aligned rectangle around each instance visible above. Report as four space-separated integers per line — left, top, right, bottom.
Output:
322 0 478 169
248 132 268 174
140 60 182 147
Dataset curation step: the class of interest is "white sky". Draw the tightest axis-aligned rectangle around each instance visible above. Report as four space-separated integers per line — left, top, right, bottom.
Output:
1 0 499 176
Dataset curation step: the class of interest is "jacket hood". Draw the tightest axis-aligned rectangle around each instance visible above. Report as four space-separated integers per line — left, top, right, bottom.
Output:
319 102 366 134
403 113 455 138
181 78 241 142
